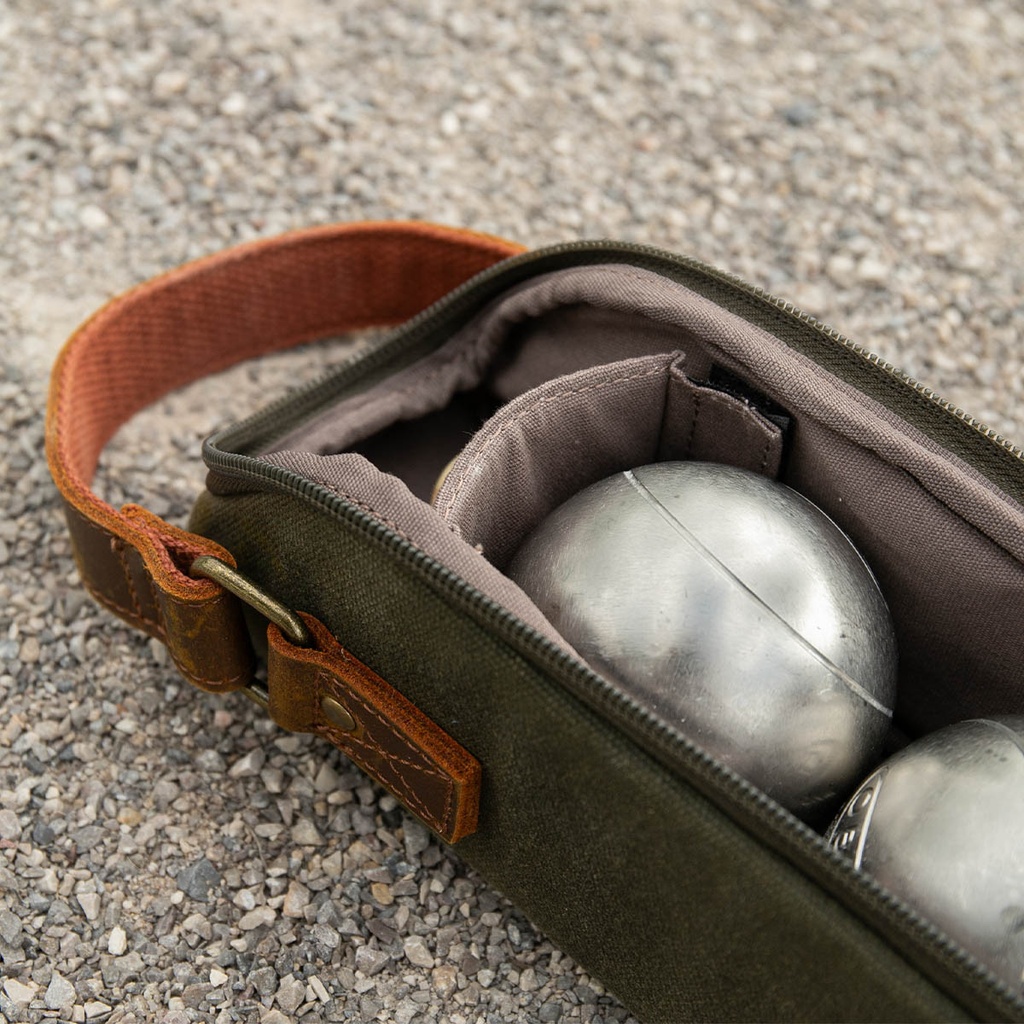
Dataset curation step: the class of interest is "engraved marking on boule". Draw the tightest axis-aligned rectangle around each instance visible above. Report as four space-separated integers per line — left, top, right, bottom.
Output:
622 468 894 719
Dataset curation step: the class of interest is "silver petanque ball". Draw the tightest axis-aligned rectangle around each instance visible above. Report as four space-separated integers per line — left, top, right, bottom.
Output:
507 461 898 820
827 717 1024 995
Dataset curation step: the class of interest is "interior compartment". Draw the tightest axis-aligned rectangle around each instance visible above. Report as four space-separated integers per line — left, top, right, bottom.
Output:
433 351 783 569
263 263 1024 741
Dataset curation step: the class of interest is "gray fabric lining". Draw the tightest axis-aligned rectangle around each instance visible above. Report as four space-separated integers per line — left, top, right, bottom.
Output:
432 352 782 568
263 264 1024 734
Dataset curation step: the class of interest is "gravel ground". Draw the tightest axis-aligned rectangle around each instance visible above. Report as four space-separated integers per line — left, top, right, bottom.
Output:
2 2 1023 1022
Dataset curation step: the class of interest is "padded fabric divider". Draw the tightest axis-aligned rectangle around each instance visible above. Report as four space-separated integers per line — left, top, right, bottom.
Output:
433 353 783 569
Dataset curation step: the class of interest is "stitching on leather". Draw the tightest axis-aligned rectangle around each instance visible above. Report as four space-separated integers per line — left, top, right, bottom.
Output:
440 364 668 518
321 712 441 827
79 573 166 639
70 516 159 628
173 659 250 690
318 673 451 829
113 540 145 625
342 686 446 824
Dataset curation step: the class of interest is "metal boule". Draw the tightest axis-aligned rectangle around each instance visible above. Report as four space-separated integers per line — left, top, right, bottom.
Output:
507 461 898 820
827 717 1024 996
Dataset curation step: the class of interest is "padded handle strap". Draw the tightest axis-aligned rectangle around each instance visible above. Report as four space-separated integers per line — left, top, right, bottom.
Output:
46 221 524 691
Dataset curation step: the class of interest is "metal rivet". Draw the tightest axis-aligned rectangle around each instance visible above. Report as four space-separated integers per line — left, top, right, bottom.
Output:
321 695 356 732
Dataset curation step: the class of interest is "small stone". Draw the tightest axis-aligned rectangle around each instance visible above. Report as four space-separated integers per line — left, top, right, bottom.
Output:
780 101 817 127
3 978 37 1005
394 998 420 1024
370 882 393 906
152 69 189 99
239 905 276 931
0 909 22 944
432 964 457 999
45 970 76 1010
275 974 305 1014
32 820 55 845
183 912 213 940
181 983 210 1009
311 923 340 953
440 110 460 136
228 749 265 779
176 857 222 901
857 256 889 285
250 965 277 996
108 925 127 955
260 1011 290 1024
195 750 226 772
210 968 228 986
308 975 330 1002
18 636 41 663
220 92 247 116
538 1001 563 1022
77 892 101 921
313 762 338 793
520 966 539 991
402 819 430 859
290 819 323 846
477 968 495 988
84 1000 112 1019
79 205 110 231
116 806 142 826
354 945 390 976
403 934 434 969
282 880 309 918
103 950 143 987
0 808 20 839
233 888 256 911
260 767 285 794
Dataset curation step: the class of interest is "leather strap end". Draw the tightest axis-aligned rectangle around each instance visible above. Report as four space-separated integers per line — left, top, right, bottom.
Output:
266 613 481 844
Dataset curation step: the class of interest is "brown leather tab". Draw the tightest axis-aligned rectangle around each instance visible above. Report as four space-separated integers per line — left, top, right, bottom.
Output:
266 614 481 844
45 222 524 691
62 502 256 692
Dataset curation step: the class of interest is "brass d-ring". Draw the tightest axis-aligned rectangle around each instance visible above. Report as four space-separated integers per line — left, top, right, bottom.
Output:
191 555 312 648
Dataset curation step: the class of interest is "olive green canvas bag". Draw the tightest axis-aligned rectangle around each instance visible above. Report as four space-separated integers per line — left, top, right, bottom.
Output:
47 221 1024 1022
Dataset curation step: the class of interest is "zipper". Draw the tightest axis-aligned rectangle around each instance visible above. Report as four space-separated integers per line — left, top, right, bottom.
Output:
203 241 1024 1018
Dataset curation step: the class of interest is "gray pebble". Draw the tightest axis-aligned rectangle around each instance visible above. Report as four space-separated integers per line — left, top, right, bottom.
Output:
354 944 391 976
228 748 265 778
276 973 306 1013
176 857 222 901
251 965 278 996
31 820 55 846
0 810 20 840
403 934 435 969
0 910 22 945
44 970 76 1011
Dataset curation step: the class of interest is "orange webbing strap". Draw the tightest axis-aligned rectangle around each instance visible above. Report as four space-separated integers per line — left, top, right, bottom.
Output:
46 221 525 692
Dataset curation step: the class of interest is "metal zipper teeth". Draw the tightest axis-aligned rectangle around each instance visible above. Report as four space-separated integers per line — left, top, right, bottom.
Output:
205 445 1022 1018
205 242 1024 1015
